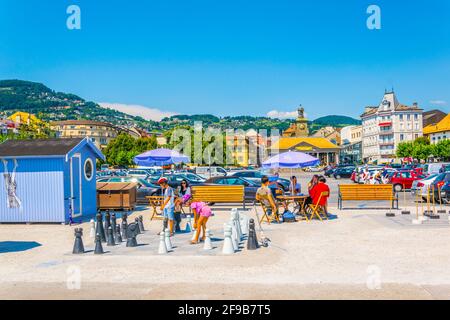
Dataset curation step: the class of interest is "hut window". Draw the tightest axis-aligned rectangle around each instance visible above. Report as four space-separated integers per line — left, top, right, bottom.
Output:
84 158 94 181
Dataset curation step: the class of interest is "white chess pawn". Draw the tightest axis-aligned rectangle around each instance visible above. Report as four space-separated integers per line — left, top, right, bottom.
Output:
240 214 249 235
185 215 192 232
158 232 168 254
203 229 213 250
164 228 173 251
222 224 235 254
90 219 95 238
235 211 243 240
229 221 239 250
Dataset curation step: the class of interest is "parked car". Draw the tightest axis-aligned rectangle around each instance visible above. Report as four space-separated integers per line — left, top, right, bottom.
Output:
324 167 336 177
97 177 162 203
149 172 208 189
228 170 290 191
437 181 450 204
430 172 450 202
389 170 424 192
422 163 450 175
333 167 355 179
126 169 153 179
411 174 439 200
194 166 228 179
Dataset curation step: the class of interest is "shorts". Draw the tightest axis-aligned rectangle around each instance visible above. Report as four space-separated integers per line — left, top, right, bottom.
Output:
163 207 175 220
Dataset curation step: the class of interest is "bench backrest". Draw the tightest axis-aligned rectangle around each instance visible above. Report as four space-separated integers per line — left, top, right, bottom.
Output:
191 185 245 203
339 184 394 200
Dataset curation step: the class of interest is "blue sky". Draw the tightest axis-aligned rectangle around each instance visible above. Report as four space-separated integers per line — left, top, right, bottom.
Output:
0 0 449 120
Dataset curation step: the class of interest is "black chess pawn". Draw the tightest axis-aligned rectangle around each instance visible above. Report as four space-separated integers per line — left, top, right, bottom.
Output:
106 226 115 246
126 223 138 247
247 219 259 250
72 228 85 254
111 212 117 236
135 217 141 234
94 234 104 254
138 215 145 232
115 224 122 243
96 212 106 242
104 211 111 235
121 219 128 239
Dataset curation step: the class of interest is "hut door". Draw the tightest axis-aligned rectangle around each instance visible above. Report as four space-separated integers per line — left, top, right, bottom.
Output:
70 154 82 217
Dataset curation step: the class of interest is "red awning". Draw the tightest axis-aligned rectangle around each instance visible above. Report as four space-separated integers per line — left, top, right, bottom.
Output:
378 122 392 127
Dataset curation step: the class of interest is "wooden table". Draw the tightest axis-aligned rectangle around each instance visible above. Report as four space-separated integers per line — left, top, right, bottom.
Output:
277 195 308 220
146 196 165 221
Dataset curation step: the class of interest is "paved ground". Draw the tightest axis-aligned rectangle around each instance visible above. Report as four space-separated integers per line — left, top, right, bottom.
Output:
1 172 450 300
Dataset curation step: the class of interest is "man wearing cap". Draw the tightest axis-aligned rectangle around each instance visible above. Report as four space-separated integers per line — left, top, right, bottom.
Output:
158 177 175 235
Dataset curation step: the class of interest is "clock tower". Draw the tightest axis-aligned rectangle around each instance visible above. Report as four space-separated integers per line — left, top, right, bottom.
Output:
295 106 309 137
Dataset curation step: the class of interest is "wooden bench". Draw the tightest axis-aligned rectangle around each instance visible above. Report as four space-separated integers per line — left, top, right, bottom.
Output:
338 184 398 210
191 185 246 209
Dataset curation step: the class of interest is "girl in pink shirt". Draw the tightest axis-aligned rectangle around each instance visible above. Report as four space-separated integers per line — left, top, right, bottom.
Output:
190 201 212 244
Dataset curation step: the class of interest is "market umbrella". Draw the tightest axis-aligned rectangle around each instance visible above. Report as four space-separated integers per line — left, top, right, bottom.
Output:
262 151 320 169
133 148 190 167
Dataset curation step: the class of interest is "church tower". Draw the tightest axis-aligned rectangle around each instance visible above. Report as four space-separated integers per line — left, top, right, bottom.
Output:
294 106 309 137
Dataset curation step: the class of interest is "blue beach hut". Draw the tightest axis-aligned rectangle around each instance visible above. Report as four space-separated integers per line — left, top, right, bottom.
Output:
0 138 105 223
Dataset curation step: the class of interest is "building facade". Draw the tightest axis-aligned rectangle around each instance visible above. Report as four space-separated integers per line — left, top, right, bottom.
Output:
339 125 362 164
50 120 120 148
361 91 423 163
423 113 450 144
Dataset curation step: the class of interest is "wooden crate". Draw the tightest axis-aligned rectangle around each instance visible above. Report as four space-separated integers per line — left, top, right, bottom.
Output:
97 182 137 211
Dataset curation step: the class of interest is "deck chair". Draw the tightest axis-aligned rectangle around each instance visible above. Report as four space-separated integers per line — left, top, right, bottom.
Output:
307 192 329 222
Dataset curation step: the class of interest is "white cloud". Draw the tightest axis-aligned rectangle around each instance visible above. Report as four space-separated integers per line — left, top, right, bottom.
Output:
429 100 447 106
99 102 178 121
266 110 298 119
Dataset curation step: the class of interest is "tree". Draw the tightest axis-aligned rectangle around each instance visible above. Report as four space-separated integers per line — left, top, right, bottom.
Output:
102 133 158 166
396 142 414 158
434 139 450 160
411 143 433 161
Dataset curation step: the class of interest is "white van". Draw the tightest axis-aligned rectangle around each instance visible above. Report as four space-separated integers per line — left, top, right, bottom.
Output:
194 166 227 179
423 163 450 175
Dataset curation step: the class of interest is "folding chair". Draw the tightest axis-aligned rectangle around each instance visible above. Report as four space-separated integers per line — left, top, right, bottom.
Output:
258 200 280 224
147 196 164 221
307 192 329 222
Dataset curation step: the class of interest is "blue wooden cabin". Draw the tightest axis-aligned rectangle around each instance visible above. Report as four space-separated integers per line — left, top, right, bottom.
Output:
0 138 105 223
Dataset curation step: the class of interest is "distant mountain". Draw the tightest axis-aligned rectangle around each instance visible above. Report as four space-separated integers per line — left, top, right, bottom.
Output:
0 80 361 134
312 115 361 126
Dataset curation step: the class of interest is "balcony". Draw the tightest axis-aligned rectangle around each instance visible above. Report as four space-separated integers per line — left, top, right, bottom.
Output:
379 130 393 135
379 141 394 146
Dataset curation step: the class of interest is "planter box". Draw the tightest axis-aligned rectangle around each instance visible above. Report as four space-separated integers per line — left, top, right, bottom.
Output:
97 182 137 211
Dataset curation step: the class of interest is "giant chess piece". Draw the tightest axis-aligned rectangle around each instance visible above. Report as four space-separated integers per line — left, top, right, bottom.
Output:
121 218 128 240
104 211 111 237
240 214 249 236
229 221 239 250
111 212 117 237
247 219 259 250
165 228 173 251
126 223 138 247
231 209 242 240
72 228 85 254
96 212 106 242
94 234 104 254
185 215 192 233
203 229 213 251
107 226 115 246
138 215 145 232
115 224 122 243
174 212 182 233
89 219 95 238
158 232 168 254
135 217 141 234
222 224 235 255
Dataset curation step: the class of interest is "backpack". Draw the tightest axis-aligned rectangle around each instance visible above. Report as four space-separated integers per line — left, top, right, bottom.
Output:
282 211 296 222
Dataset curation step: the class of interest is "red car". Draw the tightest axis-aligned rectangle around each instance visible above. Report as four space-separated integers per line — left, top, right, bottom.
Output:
389 170 424 192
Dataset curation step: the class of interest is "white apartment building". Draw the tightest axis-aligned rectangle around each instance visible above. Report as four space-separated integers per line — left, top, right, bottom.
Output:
361 91 423 163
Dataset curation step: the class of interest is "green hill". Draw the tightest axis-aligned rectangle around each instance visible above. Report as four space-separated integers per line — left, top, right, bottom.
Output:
0 79 361 134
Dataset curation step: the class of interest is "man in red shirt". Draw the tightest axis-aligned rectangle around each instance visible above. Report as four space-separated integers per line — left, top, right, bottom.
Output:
310 176 330 210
